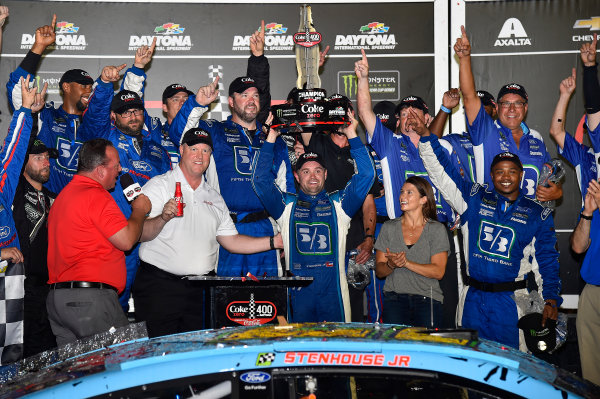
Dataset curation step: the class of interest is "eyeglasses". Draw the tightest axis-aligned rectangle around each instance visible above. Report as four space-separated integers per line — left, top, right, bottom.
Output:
120 109 144 118
498 101 526 109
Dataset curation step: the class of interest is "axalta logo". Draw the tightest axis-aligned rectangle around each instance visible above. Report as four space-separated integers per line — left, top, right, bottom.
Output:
572 17 600 42
494 18 531 47
335 22 396 51
233 22 293 51
21 20 87 51
129 22 192 51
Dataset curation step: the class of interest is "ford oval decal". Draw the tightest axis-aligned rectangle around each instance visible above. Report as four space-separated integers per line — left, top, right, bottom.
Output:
240 371 271 383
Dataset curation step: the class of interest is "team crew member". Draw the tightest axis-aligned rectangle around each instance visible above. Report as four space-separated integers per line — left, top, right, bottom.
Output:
135 128 283 337
252 114 375 322
454 26 561 201
13 139 57 357
300 107 380 322
0 77 41 364
7 15 95 194
47 139 151 345
418 118 562 351
79 64 172 310
570 34 600 386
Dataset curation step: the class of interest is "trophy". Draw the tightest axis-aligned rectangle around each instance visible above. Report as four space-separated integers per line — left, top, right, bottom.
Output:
271 5 352 134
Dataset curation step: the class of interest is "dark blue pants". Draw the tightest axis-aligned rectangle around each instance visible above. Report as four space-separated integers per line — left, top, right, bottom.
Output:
382 292 442 328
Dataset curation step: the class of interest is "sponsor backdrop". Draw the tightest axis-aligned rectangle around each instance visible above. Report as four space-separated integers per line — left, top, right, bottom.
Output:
0 0 596 304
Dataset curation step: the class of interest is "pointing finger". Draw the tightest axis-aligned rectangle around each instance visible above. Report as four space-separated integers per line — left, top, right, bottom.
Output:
51 14 57 29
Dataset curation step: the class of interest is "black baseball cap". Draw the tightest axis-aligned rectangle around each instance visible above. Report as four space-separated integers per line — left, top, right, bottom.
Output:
28 138 58 158
477 90 496 107
497 83 528 103
395 95 429 116
180 127 213 149
162 83 194 104
59 69 94 88
373 100 398 131
228 76 260 96
111 90 144 114
490 152 523 171
518 313 557 355
295 152 326 171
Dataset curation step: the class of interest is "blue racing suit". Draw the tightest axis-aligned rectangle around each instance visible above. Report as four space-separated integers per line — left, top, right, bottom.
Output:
558 130 598 204
419 134 562 350
79 76 172 310
469 103 551 198
0 107 34 363
252 137 375 322
169 100 295 277
440 132 476 183
368 118 455 224
7 66 89 194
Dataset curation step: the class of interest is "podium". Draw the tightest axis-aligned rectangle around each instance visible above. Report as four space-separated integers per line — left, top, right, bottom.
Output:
185 276 313 328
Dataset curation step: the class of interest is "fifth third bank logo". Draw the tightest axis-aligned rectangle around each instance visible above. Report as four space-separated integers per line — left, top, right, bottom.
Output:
494 18 532 47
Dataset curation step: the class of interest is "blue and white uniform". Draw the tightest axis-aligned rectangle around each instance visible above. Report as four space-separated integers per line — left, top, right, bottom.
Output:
469 103 550 198
252 137 375 322
440 132 476 183
558 131 598 204
79 77 172 310
0 108 34 363
7 68 88 194
419 134 562 350
169 98 295 277
368 118 454 223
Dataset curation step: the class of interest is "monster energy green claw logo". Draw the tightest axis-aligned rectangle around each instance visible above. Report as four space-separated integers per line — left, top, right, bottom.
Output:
342 75 358 97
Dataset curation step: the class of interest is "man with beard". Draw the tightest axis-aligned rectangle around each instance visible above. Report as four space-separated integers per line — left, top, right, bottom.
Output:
13 139 58 357
79 64 171 311
7 15 95 194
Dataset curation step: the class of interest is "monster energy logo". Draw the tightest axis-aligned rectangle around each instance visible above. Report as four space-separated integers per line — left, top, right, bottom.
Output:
277 108 283 118
342 74 358 97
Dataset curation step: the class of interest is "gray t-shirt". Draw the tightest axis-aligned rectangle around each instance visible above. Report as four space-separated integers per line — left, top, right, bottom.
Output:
374 218 450 303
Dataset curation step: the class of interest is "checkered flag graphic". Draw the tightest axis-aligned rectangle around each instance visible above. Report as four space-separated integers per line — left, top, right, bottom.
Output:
248 293 256 320
0 262 24 365
256 352 276 366
206 65 230 121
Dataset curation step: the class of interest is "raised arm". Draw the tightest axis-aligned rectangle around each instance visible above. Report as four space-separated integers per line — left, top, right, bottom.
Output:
248 20 271 124
122 37 157 96
581 34 600 131
108 194 152 251
0 6 9 54
428 88 460 138
355 49 377 137
571 181 599 254
549 68 576 149
455 26 480 125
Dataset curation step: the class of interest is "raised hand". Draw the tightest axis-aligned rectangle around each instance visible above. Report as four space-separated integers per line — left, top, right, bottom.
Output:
319 45 330 67
134 37 156 68
339 110 359 139
580 33 597 67
586 179 600 211
33 14 56 53
0 6 9 28
31 81 48 113
454 25 471 58
101 63 127 83
354 49 369 79
406 108 429 136
20 75 37 109
196 75 220 106
250 20 265 57
559 68 576 96
442 88 460 110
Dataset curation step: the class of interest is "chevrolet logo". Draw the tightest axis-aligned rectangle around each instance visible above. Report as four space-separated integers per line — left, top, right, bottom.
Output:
573 17 600 31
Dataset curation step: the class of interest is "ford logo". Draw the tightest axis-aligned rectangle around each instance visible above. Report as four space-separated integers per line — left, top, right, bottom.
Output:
240 371 271 384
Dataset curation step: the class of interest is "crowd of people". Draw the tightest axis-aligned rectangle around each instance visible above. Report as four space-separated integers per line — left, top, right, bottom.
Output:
0 8 597 387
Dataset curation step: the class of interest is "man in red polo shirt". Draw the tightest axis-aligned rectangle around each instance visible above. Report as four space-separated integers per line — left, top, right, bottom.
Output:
47 138 151 345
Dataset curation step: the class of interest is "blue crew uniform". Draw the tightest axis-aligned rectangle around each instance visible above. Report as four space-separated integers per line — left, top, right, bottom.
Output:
79 77 172 310
368 118 454 223
7 67 90 194
558 130 598 203
440 132 476 183
419 134 562 350
0 108 35 363
469 103 550 198
252 137 375 322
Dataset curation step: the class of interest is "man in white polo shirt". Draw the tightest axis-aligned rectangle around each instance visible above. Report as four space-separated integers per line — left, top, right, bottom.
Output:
134 127 282 337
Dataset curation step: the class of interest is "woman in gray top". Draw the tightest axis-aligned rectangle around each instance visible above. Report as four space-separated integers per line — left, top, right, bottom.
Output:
374 176 450 327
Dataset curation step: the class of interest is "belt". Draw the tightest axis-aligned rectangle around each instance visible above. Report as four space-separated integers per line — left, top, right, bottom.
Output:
52 281 117 292
466 276 527 293
230 210 269 224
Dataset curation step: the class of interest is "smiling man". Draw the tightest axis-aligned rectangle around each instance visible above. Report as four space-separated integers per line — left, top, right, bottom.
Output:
417 121 562 352
454 26 561 202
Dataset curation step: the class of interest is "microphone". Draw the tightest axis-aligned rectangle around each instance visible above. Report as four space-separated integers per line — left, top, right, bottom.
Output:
120 173 143 202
